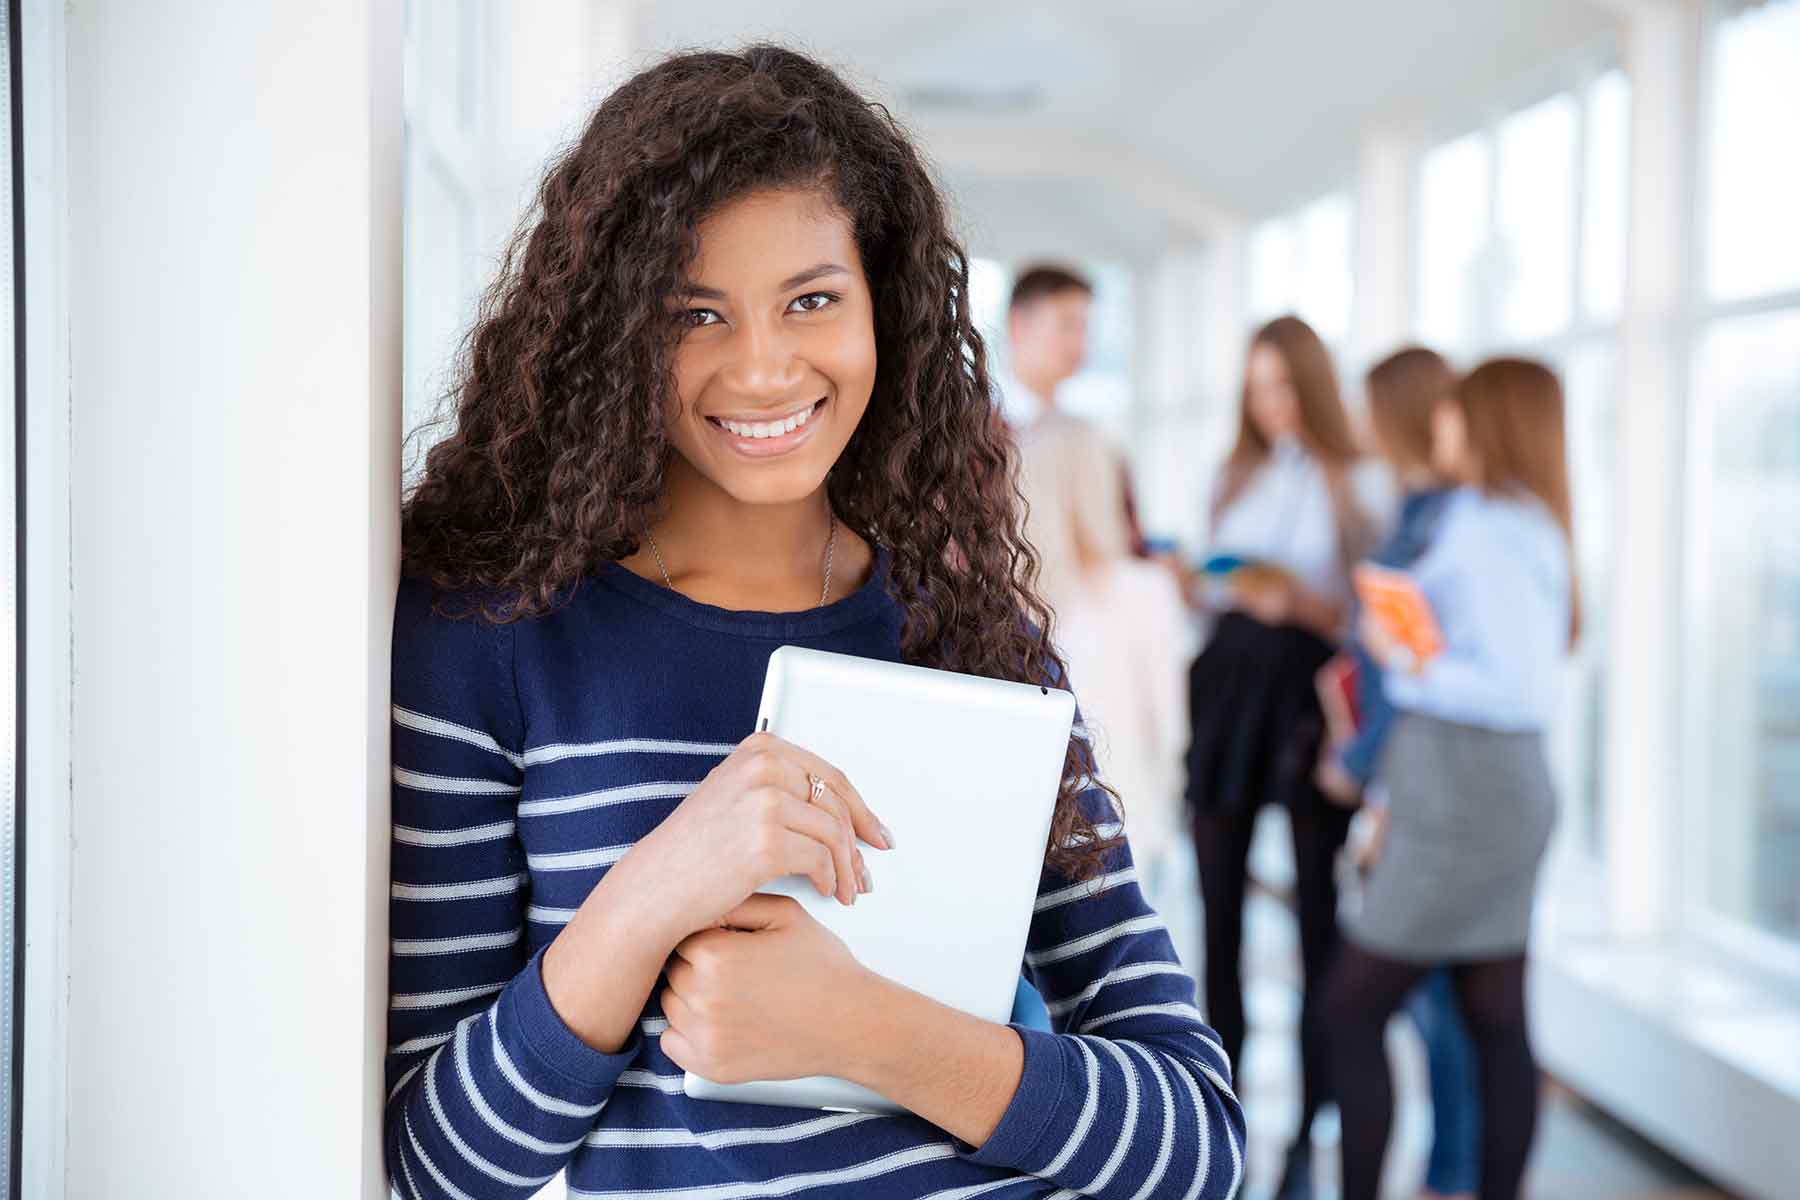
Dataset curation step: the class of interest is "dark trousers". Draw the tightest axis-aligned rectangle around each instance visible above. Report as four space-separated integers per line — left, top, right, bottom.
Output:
1326 944 1538 1200
1191 789 1352 1147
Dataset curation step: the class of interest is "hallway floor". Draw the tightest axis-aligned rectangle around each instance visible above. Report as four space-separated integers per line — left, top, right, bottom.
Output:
1158 808 1740 1200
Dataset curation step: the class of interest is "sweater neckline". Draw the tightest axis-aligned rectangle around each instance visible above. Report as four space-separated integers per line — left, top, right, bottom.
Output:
592 543 895 638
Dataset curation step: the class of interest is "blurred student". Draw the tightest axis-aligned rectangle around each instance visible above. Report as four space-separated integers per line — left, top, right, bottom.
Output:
1023 424 1192 905
1185 314 1387 1199
994 264 1092 430
1317 347 1481 1199
1327 358 1577 1200
1009 263 1103 613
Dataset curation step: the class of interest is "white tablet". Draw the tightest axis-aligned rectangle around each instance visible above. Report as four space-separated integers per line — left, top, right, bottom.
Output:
682 644 1077 1113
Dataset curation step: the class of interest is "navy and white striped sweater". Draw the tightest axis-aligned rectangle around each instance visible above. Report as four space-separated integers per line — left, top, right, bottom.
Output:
385 546 1246 1199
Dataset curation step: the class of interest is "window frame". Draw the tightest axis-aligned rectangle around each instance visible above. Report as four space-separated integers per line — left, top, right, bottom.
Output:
1675 0 1800 981
1408 58 1627 880
1243 188 1357 352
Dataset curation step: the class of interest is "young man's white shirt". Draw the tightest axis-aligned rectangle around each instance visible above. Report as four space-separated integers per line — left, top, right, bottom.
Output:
994 366 1047 429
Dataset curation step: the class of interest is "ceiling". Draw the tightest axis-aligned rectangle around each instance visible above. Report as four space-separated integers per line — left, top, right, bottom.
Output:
630 0 1623 263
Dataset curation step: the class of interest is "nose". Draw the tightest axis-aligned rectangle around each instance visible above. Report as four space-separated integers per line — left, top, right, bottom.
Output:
719 312 805 402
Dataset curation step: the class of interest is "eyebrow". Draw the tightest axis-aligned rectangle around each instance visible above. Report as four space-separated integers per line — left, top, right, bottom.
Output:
682 262 851 301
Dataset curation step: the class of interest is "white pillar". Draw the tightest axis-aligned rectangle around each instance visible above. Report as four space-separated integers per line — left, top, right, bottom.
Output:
1142 227 1248 551
1131 245 1214 547
1349 129 1419 375
1605 0 1703 940
64 2 403 1195
407 1 637 446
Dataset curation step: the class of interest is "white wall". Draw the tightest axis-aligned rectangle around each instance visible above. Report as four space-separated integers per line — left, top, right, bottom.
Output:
62 3 402 1196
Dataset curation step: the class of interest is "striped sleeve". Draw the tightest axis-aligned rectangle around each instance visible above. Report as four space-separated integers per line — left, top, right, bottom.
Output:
960 738 1245 1198
385 577 639 1200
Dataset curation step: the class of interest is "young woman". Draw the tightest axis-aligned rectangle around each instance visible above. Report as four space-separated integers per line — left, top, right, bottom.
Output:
1318 347 1481 1200
1183 314 1385 1200
1326 358 1577 1200
386 46 1243 1200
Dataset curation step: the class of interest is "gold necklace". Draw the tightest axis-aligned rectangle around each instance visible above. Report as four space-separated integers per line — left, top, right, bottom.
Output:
642 512 838 606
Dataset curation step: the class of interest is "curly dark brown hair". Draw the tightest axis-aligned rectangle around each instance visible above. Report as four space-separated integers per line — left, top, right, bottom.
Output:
400 44 1118 878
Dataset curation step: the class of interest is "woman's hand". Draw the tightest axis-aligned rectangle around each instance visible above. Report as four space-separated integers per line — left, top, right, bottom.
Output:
1231 570 1294 626
541 731 890 1059
626 731 893 943
1314 751 1364 808
662 895 1026 1145
1351 804 1390 875
659 895 872 1084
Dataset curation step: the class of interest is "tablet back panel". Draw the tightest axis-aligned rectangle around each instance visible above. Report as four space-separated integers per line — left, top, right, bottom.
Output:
683 645 1076 1112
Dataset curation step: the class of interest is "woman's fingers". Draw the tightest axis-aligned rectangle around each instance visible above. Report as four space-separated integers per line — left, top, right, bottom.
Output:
730 732 883 904
746 733 890 852
801 780 868 901
790 752 891 852
771 791 857 906
777 828 838 901
744 791 840 899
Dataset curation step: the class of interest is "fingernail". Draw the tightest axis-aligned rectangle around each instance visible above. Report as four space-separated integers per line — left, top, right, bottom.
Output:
879 823 897 849
860 862 874 893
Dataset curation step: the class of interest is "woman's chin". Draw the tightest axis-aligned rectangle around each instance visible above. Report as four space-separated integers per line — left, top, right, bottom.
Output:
712 463 834 508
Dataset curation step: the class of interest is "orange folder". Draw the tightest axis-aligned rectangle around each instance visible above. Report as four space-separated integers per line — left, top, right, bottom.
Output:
1353 564 1443 664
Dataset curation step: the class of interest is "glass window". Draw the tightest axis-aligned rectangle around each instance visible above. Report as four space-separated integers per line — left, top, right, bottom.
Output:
1246 192 1352 346
1247 216 1300 323
1581 70 1630 324
1556 343 1619 858
1416 132 1492 352
967 256 1011 379
1705 0 1800 302
1295 193 1353 346
1685 309 1800 940
402 0 484 476
1494 93 1578 342
414 0 479 136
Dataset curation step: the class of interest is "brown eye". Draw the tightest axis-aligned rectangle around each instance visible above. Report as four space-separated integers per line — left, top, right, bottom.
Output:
789 292 838 314
683 308 722 328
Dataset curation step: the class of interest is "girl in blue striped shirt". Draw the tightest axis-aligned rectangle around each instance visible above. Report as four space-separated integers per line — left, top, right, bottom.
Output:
385 44 1244 1200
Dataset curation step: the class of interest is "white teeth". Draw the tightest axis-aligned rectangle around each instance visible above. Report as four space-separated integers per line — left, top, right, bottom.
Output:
717 402 818 440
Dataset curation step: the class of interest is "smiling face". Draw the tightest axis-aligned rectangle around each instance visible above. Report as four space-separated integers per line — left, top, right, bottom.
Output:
662 187 877 508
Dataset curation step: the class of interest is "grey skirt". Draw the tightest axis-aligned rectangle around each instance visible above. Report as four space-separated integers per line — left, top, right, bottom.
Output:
1345 711 1557 962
